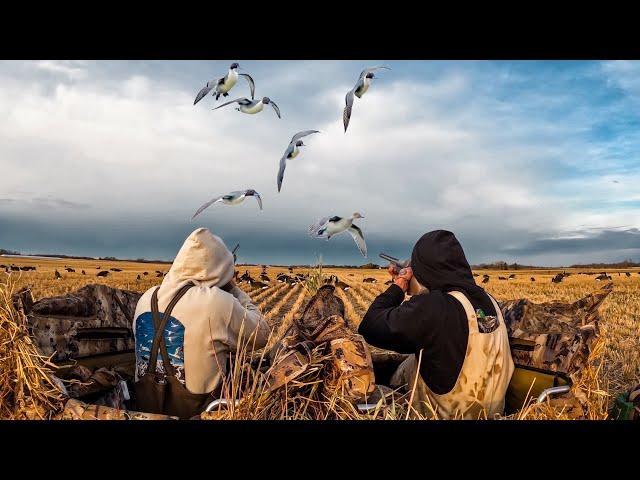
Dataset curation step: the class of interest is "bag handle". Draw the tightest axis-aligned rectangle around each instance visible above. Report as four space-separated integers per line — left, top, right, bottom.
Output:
147 283 194 379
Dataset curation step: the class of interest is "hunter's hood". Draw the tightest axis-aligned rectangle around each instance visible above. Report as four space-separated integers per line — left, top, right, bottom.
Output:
162 228 234 290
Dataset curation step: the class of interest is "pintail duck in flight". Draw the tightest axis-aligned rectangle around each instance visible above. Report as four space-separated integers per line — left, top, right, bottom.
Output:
277 130 320 192
213 96 281 118
343 66 390 132
193 63 255 104
192 189 263 219
308 212 367 257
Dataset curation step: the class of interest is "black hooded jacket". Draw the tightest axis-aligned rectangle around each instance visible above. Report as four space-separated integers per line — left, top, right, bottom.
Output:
358 230 497 395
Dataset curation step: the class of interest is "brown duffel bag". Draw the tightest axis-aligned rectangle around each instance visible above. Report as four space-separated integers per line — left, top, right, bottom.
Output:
134 283 215 419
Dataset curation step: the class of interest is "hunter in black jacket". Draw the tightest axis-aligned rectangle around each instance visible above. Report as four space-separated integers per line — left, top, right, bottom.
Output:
358 230 497 395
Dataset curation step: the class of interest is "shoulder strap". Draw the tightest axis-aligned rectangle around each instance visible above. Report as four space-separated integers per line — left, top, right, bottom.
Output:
147 283 194 378
485 293 505 324
447 290 478 334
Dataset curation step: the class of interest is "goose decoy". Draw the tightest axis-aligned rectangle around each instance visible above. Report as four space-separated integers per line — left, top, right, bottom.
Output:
508 274 516 280
335 280 351 291
97 270 109 277
54 270 62 280
363 277 377 283
194 63 255 104
81 270 86 275
64 267 75 273
250 279 269 290
277 130 320 192
530 277 536 282
482 276 490 284
277 274 291 283
308 212 367 257
192 189 263 219
213 96 281 118
625 272 631 277
343 66 390 132
551 273 564 283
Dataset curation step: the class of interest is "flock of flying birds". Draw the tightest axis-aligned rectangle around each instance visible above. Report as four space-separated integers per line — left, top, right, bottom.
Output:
190 62 392 257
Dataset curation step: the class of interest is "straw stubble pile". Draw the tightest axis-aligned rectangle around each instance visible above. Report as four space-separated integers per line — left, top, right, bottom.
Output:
0 276 66 419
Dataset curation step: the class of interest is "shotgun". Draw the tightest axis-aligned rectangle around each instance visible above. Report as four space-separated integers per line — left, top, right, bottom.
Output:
231 243 240 263
378 253 425 296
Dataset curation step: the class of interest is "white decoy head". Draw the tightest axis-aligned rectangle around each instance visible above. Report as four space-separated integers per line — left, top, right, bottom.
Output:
352 212 365 219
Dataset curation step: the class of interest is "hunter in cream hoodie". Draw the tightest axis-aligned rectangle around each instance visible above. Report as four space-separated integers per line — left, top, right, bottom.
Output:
133 228 270 395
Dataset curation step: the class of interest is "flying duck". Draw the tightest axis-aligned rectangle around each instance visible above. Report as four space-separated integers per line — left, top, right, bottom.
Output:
193 63 256 104
277 130 320 192
308 212 367 257
343 66 390 132
192 189 263 219
213 96 281 118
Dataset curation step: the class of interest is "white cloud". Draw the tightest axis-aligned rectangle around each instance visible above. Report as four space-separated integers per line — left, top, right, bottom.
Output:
32 60 89 80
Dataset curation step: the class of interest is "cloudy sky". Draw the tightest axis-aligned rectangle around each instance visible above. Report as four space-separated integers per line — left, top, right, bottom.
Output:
1 60 639 266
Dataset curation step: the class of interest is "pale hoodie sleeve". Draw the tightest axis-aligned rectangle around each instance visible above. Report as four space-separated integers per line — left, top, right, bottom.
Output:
225 285 271 350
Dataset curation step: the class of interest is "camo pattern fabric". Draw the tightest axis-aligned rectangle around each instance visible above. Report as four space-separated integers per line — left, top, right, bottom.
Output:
61 398 178 420
66 367 122 400
26 284 142 362
266 285 375 402
499 283 613 377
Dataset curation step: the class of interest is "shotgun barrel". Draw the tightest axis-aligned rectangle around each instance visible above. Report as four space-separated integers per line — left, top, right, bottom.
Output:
379 253 424 295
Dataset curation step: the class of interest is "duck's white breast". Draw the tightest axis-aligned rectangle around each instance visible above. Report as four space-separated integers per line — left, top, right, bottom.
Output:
241 101 263 114
219 70 238 93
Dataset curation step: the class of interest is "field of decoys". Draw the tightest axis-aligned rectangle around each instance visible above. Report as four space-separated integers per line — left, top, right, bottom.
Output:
2 251 640 419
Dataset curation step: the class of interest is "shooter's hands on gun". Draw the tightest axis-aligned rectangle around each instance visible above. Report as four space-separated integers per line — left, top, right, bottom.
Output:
393 266 413 293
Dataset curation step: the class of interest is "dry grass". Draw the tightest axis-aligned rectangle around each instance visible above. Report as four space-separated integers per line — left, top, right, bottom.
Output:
0 275 66 419
2 256 639 419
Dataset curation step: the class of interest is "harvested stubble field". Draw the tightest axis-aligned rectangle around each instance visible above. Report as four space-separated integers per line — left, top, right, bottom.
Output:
2 257 639 417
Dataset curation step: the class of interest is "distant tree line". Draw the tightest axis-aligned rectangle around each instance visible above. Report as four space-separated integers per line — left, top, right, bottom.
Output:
0 248 171 264
569 259 639 269
471 261 543 270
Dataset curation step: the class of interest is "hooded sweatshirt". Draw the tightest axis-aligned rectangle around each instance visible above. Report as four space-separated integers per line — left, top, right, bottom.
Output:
358 230 498 394
133 228 270 395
